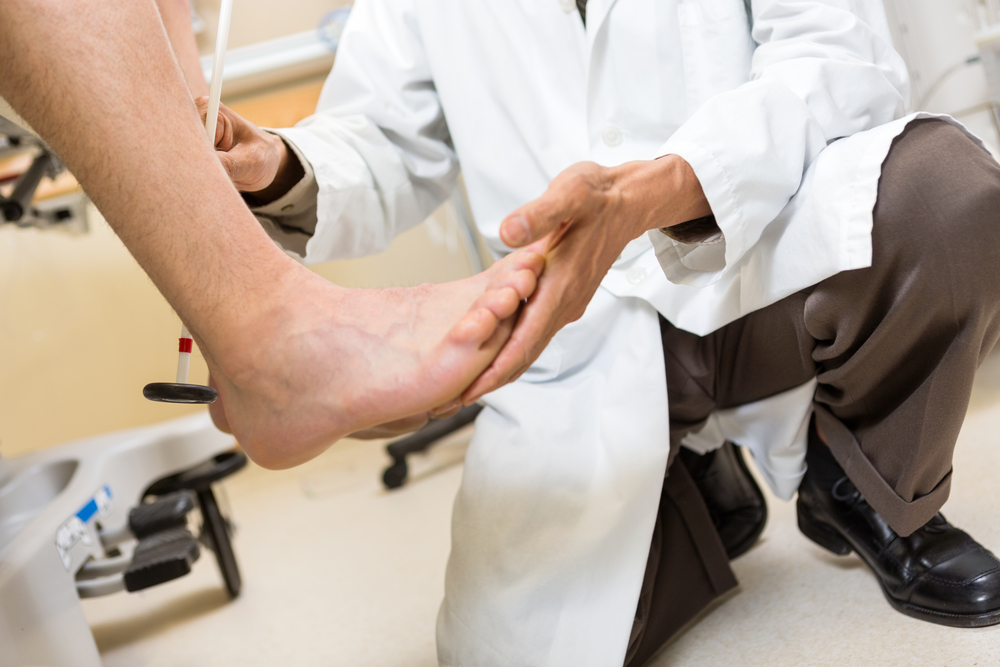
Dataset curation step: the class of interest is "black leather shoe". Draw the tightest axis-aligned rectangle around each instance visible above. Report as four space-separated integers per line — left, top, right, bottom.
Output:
678 441 767 559
797 423 1000 627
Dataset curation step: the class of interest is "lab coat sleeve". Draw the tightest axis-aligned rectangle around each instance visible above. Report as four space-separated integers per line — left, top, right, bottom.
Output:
651 0 909 287
262 0 459 265
247 134 320 258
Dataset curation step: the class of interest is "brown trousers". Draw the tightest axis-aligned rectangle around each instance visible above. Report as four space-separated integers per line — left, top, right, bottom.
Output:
624 119 1000 666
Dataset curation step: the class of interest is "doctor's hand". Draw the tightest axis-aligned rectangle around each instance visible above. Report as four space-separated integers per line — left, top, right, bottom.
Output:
195 97 304 203
461 156 711 403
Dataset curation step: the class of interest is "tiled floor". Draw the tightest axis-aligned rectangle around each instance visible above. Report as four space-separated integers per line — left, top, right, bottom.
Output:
83 353 1000 666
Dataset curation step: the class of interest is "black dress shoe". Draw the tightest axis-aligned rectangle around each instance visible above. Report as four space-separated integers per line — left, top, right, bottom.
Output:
678 441 767 559
797 423 1000 627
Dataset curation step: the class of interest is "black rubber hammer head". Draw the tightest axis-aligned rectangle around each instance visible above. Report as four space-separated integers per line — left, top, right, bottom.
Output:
143 382 218 404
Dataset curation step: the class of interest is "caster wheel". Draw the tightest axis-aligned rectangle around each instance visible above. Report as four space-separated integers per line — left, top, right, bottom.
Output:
382 461 408 489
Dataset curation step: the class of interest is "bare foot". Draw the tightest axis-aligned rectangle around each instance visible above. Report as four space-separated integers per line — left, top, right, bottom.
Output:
205 250 544 468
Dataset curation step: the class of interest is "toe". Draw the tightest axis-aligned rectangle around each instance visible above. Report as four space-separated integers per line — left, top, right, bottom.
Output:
475 286 523 321
449 306 501 346
494 249 545 277
519 251 546 276
478 311 517 352
484 266 538 302
508 268 539 301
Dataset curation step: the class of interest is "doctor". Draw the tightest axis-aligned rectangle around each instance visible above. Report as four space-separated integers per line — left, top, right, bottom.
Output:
211 0 1000 664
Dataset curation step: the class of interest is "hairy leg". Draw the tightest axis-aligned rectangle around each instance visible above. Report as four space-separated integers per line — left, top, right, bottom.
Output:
155 0 210 97
0 0 543 468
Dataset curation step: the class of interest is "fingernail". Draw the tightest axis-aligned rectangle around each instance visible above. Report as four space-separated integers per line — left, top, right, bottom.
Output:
504 215 529 246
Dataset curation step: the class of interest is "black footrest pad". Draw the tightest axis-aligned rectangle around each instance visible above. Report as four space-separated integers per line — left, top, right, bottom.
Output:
129 491 195 538
124 527 200 592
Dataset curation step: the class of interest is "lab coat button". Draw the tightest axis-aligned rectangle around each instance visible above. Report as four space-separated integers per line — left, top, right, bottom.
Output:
559 0 576 13
602 125 623 147
627 266 647 284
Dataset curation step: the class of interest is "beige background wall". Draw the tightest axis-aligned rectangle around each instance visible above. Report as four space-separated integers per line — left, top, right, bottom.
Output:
0 6 479 457
193 0 352 51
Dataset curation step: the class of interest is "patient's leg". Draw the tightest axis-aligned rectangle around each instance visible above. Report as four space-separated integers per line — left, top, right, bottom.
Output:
0 0 543 468
155 0 210 98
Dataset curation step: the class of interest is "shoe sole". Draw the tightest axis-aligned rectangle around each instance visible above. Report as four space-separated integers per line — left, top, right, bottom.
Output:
797 502 1000 628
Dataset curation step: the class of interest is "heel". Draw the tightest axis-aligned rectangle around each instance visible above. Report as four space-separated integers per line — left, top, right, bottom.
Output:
797 502 852 556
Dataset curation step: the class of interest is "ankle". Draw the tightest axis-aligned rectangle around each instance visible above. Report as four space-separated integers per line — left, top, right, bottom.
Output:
205 264 336 385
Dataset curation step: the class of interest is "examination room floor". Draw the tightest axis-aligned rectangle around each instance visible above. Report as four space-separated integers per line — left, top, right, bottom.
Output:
82 352 1000 666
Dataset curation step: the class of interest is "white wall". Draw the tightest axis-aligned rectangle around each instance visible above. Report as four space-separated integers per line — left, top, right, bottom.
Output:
884 0 1000 152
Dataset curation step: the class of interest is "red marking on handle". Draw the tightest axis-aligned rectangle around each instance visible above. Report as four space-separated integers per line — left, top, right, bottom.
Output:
178 338 193 354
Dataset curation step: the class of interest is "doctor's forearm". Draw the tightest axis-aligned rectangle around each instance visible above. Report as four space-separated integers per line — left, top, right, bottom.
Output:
500 155 712 250
612 155 713 237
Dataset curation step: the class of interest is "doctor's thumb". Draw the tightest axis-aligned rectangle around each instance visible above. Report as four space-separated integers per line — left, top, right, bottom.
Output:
501 210 562 249
502 181 581 248
500 214 531 247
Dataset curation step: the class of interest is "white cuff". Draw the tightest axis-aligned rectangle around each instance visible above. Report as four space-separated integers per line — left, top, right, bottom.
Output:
248 131 318 220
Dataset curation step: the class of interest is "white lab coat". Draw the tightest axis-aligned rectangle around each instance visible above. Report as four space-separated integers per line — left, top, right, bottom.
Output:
257 0 981 664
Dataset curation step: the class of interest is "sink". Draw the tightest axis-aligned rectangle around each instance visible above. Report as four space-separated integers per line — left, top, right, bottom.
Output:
0 459 78 552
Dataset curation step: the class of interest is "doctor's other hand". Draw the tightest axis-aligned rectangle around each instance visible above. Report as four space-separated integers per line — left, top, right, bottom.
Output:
194 96 304 203
462 156 711 403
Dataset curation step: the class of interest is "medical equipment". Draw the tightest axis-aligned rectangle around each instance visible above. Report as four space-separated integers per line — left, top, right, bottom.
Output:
978 30 1000 104
381 403 483 489
0 413 246 667
0 115 88 233
962 1 1000 143
970 1 1000 103
317 6 353 51
144 0 234 405
142 322 219 403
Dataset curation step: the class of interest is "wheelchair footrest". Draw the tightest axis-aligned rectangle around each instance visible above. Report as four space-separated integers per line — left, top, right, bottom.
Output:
124 526 200 592
129 491 195 538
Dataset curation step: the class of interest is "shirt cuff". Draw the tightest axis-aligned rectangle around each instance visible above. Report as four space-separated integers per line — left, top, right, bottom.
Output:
247 132 318 225
245 131 320 258
658 215 724 245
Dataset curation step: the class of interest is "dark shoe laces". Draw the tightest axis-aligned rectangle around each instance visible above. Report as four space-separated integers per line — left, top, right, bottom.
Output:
831 476 866 505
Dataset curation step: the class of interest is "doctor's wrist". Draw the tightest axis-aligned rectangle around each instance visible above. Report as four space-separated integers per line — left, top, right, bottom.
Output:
243 134 304 206
611 155 712 238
